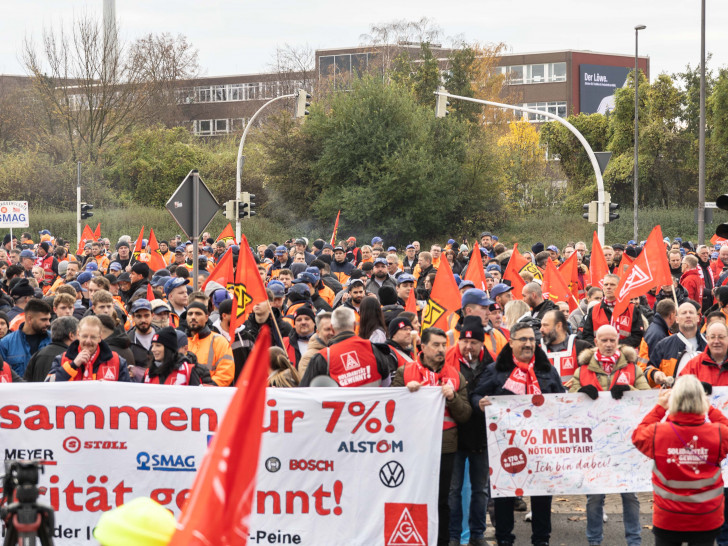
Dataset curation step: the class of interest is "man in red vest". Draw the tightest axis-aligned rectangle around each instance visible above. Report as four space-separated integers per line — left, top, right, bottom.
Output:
579 273 645 348
46 316 131 382
299 307 396 387
570 324 649 546
540 309 592 387
393 327 471 546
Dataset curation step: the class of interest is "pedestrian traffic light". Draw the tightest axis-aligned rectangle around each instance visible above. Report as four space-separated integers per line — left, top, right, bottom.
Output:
295 89 311 118
715 194 728 238
223 200 237 221
239 192 256 219
435 86 450 118
81 203 94 220
607 202 620 223
582 202 597 223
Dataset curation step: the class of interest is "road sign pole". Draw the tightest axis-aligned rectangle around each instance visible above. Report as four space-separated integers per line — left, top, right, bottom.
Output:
192 170 200 292
77 161 82 250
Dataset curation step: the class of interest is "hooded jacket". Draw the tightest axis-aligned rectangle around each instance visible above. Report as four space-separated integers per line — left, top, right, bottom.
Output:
570 345 650 391
679 269 704 305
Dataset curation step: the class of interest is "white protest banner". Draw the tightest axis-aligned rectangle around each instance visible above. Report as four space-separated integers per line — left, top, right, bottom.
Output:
0 383 444 546
0 201 28 228
486 388 728 497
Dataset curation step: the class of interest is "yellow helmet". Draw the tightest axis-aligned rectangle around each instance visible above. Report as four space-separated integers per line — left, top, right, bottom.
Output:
93 497 176 546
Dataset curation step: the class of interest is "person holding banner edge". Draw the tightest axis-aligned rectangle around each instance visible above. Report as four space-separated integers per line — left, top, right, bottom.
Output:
472 321 565 546
571 324 650 546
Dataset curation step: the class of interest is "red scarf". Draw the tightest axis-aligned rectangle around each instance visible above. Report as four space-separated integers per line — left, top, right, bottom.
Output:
410 358 457 388
80 345 102 381
595 349 620 375
503 355 540 395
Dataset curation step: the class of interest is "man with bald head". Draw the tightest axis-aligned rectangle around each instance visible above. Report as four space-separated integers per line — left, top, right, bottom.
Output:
570 324 649 546
646 302 706 387
680 321 728 385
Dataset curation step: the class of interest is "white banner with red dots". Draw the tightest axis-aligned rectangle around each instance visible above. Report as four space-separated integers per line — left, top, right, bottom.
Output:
486 389 728 497
0 382 444 545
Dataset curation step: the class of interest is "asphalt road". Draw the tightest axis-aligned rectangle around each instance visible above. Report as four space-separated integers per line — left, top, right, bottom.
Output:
471 493 656 545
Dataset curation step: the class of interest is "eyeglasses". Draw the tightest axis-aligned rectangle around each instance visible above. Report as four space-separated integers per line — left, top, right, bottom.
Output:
512 337 536 343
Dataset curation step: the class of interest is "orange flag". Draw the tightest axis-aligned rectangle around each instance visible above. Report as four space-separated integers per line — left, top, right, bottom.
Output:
613 226 673 317
202 248 235 292
589 231 609 289
330 210 341 246
712 234 728 246
404 282 417 313
232 234 269 321
131 226 145 263
421 254 461 334
543 258 571 309
93 223 101 239
502 244 527 299
615 252 633 279
146 228 167 272
558 251 580 308
76 225 95 255
146 283 154 302
169 326 270 546
463 243 487 291
216 223 236 245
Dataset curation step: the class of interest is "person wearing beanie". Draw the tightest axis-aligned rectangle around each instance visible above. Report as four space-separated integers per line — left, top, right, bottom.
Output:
445 314 494 546
386 316 415 365
283 305 316 367
7 278 35 321
144 326 203 385
35 241 58 287
121 262 151 306
379 285 404 325
114 241 132 271
186 302 234 386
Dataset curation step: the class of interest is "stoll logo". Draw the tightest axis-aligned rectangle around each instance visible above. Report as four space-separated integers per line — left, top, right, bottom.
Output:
136 451 196 472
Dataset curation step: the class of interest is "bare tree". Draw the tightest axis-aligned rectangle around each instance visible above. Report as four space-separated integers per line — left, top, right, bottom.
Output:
22 16 199 161
360 18 443 75
269 43 316 91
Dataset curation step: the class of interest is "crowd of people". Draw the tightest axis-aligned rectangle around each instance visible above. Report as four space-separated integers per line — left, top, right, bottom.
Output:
4 228 728 546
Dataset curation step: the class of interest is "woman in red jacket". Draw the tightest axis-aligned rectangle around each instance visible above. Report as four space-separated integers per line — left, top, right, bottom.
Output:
632 375 728 546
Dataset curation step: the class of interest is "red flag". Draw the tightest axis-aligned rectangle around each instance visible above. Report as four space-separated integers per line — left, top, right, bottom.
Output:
93 223 101 239
463 243 487 291
169 326 271 546
330 210 341 246
146 283 154 302
558 251 580 309
421 254 461 334
542 258 571 308
202 248 235 292
404 281 417 313
232 234 269 322
147 228 167 272
216 223 236 245
76 225 95 255
615 252 633 279
132 226 145 262
589 231 609 289
502 244 527 299
712 234 728 246
613 226 673 317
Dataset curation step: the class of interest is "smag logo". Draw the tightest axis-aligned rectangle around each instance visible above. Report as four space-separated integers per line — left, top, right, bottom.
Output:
421 300 445 330
384 503 427 545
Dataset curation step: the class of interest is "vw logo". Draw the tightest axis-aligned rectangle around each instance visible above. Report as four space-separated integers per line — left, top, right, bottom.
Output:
379 461 405 488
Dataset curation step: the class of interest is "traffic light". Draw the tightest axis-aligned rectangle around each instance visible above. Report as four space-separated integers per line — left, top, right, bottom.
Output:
607 202 620 223
435 86 450 118
223 200 237 221
80 202 94 220
582 201 597 223
239 192 257 219
295 89 311 118
716 194 728 238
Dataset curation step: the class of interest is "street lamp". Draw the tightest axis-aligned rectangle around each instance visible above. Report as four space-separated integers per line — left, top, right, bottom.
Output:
634 24 646 243
698 0 706 245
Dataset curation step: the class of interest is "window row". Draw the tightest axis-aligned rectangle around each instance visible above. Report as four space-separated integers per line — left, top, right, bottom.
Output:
521 101 568 121
177 80 307 104
497 62 567 85
319 53 376 79
192 118 247 136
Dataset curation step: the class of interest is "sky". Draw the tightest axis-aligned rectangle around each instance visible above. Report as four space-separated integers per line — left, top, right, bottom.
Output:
0 1 726 82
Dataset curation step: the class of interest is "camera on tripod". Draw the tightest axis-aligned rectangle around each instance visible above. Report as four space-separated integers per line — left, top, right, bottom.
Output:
1 460 54 546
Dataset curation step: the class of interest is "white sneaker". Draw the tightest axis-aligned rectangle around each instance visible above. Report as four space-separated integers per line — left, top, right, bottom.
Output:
603 513 608 523
524 510 532 522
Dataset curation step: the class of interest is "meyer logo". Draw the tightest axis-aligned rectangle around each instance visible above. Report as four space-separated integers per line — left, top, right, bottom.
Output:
5 449 54 461
136 451 196 472
379 461 405 488
384 503 427 546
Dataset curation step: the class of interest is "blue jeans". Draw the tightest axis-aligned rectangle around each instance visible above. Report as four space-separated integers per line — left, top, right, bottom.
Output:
586 493 641 545
449 450 488 540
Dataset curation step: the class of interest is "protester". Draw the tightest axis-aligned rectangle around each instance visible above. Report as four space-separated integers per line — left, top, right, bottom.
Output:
0 298 52 375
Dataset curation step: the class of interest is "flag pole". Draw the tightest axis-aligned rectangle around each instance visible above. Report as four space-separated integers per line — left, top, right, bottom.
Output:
267 300 285 348
671 284 679 307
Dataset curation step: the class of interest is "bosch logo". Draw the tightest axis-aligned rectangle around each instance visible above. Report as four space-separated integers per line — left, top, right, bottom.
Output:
379 461 405 488
265 457 281 473
289 459 334 471
136 451 196 472
62 436 128 453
